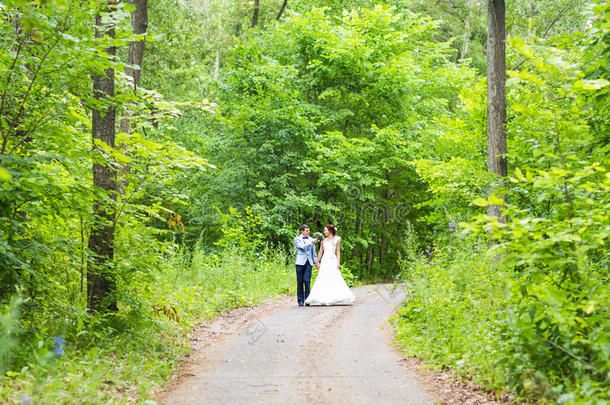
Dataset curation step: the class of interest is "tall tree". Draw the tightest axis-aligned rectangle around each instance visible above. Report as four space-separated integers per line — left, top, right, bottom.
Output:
119 0 148 136
486 0 507 221
128 0 147 90
252 0 260 27
88 2 119 312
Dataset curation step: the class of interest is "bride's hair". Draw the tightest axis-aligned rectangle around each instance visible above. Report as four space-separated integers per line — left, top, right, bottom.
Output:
325 224 337 236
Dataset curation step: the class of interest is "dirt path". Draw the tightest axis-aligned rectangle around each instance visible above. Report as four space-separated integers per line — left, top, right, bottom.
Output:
157 285 506 405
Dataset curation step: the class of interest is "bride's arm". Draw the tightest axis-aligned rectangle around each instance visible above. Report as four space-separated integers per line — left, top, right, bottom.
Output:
336 239 341 268
316 240 324 269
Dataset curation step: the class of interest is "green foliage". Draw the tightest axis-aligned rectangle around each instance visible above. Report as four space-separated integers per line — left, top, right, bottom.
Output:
0 0 606 403
465 164 609 402
0 0 290 402
310 262 361 288
214 206 264 254
402 0 591 73
396 3 609 403
0 0 213 299
396 228 608 403
396 231 508 384
173 4 474 278
0 293 25 375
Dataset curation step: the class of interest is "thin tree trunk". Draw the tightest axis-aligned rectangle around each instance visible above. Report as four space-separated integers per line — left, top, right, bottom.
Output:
461 0 476 59
127 0 147 89
379 181 389 266
119 0 147 135
486 0 507 221
88 4 118 312
214 48 220 79
80 215 85 294
367 245 374 273
461 21 471 58
352 209 361 257
276 0 288 20
118 0 147 193
251 0 260 27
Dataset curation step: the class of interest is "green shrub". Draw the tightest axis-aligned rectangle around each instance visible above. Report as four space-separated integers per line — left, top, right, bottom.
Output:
395 211 609 404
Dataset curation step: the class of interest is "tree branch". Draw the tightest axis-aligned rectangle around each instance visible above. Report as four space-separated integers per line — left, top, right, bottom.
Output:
509 1 576 71
541 1 575 38
276 0 288 20
0 36 25 125
2 37 61 154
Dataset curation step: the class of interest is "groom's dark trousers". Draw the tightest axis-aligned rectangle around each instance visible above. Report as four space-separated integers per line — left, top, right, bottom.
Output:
296 262 312 304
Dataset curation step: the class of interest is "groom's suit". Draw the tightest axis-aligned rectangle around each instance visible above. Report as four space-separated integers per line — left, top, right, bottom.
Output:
294 235 317 305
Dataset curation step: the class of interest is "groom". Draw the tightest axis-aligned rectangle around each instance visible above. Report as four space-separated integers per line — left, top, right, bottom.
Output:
294 224 318 307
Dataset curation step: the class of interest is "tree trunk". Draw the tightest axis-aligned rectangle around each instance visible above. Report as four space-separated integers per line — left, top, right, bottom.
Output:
352 208 361 257
379 181 389 266
88 6 118 312
119 0 147 136
276 0 288 20
127 0 147 89
213 48 220 79
251 0 260 27
118 0 147 194
461 0 479 59
486 0 507 221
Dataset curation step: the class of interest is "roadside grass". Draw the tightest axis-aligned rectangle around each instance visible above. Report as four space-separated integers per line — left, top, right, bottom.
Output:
393 233 609 404
0 248 295 404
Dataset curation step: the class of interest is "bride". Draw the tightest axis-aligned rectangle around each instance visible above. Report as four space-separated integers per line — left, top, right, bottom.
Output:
305 224 355 306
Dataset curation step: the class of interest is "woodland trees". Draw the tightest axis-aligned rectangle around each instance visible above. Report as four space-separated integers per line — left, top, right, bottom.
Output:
486 0 507 220
88 1 120 312
397 1 609 402
0 0 607 403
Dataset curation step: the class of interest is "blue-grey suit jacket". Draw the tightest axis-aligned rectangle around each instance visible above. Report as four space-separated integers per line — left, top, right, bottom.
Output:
294 235 317 266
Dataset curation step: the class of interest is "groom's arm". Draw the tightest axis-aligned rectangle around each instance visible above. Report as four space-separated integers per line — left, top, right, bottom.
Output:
294 236 313 250
311 243 318 264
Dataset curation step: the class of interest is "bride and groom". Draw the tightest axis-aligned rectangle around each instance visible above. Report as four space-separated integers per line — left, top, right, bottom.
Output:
294 224 356 306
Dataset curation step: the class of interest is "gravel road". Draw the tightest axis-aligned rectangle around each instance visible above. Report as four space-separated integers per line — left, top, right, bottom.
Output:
158 285 437 404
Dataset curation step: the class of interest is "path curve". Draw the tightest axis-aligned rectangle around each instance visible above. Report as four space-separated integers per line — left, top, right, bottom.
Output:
158 285 435 404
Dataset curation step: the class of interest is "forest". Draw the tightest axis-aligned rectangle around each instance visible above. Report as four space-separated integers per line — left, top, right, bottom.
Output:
0 0 608 403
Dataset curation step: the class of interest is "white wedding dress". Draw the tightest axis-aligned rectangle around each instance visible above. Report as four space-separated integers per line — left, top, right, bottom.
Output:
305 236 355 305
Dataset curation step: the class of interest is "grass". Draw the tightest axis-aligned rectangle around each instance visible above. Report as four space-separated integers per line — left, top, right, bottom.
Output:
0 247 295 404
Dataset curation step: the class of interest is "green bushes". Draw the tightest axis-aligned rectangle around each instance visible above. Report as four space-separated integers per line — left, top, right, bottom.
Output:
175 4 475 279
396 208 609 404
0 294 25 376
396 233 510 386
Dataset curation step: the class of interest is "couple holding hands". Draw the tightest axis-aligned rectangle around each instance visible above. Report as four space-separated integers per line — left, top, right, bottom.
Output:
293 224 355 307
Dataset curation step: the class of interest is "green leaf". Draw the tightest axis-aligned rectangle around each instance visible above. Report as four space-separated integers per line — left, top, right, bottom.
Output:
472 198 489 207
574 79 610 90
488 194 506 206
0 167 10 182
514 167 526 182
510 36 534 59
